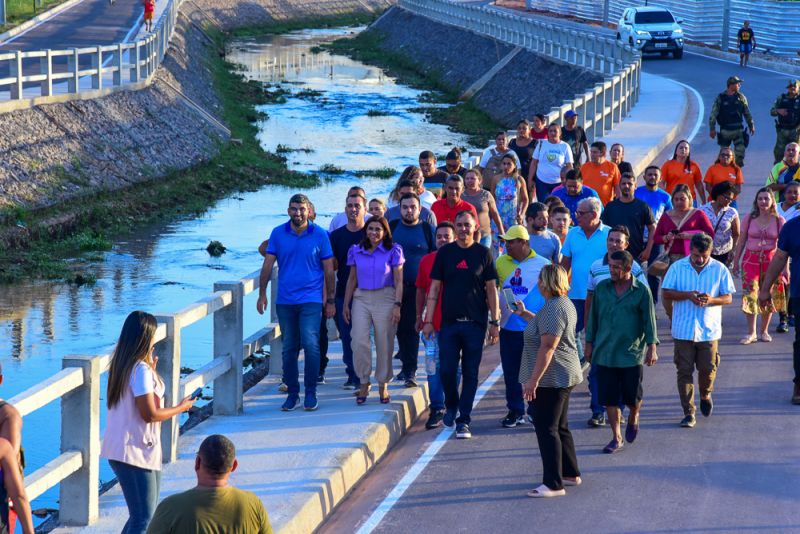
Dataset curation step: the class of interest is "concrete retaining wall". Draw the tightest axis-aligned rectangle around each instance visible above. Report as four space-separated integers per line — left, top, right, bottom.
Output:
369 7 602 128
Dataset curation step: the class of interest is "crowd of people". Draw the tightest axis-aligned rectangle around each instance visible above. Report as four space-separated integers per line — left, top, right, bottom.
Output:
75 74 800 533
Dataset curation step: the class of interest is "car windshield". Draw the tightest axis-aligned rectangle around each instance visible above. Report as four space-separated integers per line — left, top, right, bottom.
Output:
634 11 675 24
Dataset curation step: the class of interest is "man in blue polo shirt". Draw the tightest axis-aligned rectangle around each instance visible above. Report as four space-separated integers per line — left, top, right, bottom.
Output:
257 193 335 412
551 169 600 222
560 196 610 426
635 165 673 302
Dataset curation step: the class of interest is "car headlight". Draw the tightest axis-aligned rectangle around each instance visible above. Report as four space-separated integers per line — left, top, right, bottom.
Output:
672 28 683 36
635 30 650 37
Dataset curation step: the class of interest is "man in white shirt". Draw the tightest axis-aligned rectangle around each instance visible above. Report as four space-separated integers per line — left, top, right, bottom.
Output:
528 123 574 201
662 233 735 428
329 187 371 232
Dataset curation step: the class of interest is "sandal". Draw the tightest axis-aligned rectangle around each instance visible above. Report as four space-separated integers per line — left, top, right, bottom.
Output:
739 334 757 345
356 383 371 405
379 383 391 404
759 332 773 342
563 476 582 487
526 484 566 498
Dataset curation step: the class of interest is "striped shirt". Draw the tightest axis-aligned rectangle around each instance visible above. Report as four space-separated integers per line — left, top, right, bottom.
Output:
662 257 735 342
586 255 648 292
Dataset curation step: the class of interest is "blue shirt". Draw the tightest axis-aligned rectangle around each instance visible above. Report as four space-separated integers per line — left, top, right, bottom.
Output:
562 224 611 300
635 186 673 238
778 217 800 298
662 257 735 341
266 221 333 305
551 186 599 222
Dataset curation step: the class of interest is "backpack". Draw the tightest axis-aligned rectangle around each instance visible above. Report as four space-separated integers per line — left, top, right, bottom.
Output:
389 219 434 253
483 148 506 189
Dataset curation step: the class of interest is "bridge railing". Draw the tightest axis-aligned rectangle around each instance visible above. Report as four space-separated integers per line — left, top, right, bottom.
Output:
397 0 641 141
0 0 181 113
9 267 281 526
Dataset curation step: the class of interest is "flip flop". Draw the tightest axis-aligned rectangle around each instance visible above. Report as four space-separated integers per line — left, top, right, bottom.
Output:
759 332 773 342
739 334 757 345
527 484 566 498
563 477 582 487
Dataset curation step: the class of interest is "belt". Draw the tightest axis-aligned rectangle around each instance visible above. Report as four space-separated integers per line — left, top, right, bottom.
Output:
455 317 473 322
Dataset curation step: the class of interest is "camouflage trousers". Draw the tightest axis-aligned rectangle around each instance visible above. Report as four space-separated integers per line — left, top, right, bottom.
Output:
717 128 747 167
774 127 800 164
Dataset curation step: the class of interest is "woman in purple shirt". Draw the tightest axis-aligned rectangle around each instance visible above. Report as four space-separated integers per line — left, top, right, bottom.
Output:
343 217 405 404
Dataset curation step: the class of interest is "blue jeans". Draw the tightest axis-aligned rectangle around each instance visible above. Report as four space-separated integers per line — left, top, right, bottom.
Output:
109 460 161 534
439 321 487 425
499 329 525 414
421 332 461 411
534 177 559 201
335 297 359 385
646 245 662 304
571 298 586 363
588 363 604 416
276 303 322 397
479 234 492 249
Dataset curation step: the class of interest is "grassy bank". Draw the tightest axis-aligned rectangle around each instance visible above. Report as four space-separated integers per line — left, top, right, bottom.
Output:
0 14 375 284
320 30 504 146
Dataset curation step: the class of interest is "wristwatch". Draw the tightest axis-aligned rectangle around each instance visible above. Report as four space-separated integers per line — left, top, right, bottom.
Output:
394 301 402 307
488 320 499 326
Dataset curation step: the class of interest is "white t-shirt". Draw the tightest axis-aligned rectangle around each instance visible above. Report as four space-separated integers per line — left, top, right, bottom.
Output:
419 190 437 210
329 212 371 232
131 361 159 396
777 202 800 223
533 140 574 184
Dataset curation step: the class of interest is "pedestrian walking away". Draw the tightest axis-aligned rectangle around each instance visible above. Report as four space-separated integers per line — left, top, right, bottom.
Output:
343 217 405 404
416 221 458 429
143 0 155 32
390 193 436 386
257 194 335 412
423 210 500 439
709 76 755 167
662 233 735 428
731 188 786 344
770 79 800 164
585 250 658 454
515 264 583 497
101 311 196 533
497 225 550 428
759 215 800 404
146 434 273 534
737 21 756 67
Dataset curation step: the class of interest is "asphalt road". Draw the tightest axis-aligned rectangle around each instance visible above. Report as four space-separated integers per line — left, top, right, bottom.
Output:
318 28 800 534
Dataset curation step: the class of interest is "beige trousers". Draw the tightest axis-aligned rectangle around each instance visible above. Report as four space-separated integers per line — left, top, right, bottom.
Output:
351 287 397 385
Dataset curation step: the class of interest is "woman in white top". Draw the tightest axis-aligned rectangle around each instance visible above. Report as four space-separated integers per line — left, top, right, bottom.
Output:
528 123 574 202
777 181 800 223
101 311 195 534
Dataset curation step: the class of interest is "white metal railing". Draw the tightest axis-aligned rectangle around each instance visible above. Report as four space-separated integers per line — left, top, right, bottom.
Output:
8 267 281 526
0 0 183 113
397 0 641 143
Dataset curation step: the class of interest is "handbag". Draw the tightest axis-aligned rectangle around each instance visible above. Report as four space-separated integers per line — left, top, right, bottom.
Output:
648 209 697 278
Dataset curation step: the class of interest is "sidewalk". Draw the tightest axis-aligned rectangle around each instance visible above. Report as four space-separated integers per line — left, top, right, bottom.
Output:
55 345 431 534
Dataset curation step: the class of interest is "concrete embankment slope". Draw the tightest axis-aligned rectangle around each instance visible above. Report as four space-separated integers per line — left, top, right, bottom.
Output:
0 0 388 212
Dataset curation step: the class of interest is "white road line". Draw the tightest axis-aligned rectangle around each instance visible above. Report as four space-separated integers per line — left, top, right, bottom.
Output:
671 80 704 143
356 363 505 534
684 50 795 78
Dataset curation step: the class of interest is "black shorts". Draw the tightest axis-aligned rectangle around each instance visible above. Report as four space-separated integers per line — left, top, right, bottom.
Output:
597 365 643 407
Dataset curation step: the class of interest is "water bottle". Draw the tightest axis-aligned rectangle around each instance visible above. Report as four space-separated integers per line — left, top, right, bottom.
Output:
421 333 437 376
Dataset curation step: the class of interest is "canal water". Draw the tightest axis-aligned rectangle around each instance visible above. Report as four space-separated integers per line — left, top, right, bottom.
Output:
0 27 470 513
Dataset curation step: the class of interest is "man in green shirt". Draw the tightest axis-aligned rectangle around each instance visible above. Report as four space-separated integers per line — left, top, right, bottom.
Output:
147 435 273 534
585 250 658 455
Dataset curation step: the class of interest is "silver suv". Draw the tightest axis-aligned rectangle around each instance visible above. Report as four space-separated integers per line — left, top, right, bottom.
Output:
617 6 684 59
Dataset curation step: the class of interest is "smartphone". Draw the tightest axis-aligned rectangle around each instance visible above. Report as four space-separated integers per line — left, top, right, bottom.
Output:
190 387 203 400
502 288 519 312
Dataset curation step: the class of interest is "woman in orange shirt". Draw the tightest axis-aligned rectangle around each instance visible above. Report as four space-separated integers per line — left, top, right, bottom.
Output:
703 146 744 208
661 140 705 204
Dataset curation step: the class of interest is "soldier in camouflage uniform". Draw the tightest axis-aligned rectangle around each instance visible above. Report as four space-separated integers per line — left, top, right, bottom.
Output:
770 79 800 164
709 76 755 167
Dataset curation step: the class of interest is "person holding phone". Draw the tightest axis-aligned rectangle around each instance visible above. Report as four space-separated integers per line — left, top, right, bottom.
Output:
496 225 550 428
101 311 197 534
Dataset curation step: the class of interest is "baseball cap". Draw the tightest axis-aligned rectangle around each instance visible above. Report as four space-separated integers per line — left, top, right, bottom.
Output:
788 79 800 88
727 76 743 85
499 225 530 241
564 110 577 118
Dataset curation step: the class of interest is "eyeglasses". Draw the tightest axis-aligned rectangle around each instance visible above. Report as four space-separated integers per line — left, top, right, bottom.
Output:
575 210 592 216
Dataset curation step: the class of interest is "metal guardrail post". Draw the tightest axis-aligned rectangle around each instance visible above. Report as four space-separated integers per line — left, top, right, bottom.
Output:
59 355 101 526
91 46 102 90
154 313 181 464
213 281 244 415
68 48 78 93
41 49 52 96
10 51 21 100
269 268 283 378
114 44 123 86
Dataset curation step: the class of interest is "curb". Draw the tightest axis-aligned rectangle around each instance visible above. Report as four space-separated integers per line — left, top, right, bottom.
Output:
684 44 800 77
0 0 85 45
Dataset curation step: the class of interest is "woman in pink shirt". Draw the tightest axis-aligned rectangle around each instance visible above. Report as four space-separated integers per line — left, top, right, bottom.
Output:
343 217 405 404
101 311 195 534
732 187 786 344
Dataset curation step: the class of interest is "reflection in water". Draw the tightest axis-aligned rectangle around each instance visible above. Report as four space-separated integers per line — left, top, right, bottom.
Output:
0 27 470 510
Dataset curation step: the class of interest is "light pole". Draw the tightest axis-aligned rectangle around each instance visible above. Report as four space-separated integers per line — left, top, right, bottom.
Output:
602 0 610 27
721 0 731 51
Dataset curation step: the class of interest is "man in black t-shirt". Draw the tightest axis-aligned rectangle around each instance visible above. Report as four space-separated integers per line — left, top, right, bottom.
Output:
737 21 756 67
600 173 655 261
329 192 367 389
423 211 500 440
562 110 590 165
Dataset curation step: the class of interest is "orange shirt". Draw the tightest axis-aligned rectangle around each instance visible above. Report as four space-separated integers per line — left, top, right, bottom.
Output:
662 160 703 198
703 163 744 187
580 160 620 205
